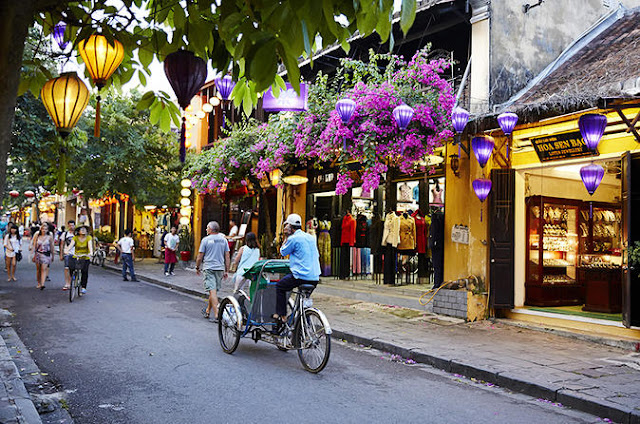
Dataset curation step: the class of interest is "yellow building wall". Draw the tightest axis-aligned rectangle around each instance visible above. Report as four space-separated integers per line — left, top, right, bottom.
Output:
275 171 308 239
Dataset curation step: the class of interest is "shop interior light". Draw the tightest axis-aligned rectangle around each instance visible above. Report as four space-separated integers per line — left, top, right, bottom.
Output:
578 113 607 151
185 131 192 138
181 178 192 188
202 103 213 113
180 188 191 197
269 169 281 186
179 216 190 226
452 107 470 133
282 175 309 185
336 99 356 124
497 112 518 135
471 136 495 168
144 205 157 210
180 197 191 206
215 76 235 101
185 139 192 149
393 104 414 130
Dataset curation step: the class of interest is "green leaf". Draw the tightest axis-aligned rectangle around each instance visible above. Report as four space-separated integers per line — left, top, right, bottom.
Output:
173 5 186 29
138 70 147 87
138 47 154 69
159 108 171 132
248 39 278 92
400 0 417 35
137 91 156 111
301 20 312 56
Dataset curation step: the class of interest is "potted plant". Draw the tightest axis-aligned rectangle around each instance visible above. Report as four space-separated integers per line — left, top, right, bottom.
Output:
178 227 194 262
629 241 640 272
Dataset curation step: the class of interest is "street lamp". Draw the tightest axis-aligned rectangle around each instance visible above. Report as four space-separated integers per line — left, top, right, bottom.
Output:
77 34 125 137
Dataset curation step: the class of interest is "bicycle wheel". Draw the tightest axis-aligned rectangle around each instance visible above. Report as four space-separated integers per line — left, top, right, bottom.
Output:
218 298 240 354
77 270 83 298
98 253 105 267
296 309 331 373
69 272 76 302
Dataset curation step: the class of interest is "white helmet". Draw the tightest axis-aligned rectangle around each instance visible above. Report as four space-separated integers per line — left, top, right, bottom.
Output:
284 213 302 227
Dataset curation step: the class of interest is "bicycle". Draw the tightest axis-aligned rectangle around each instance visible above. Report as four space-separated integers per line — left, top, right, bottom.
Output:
69 266 83 302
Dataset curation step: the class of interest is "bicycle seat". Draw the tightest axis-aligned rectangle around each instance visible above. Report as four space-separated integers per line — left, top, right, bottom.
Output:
299 284 317 294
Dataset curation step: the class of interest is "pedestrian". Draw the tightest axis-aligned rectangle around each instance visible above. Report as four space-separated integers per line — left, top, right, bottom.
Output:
3 223 22 281
195 221 229 322
116 229 138 282
231 232 260 292
273 214 321 333
163 226 179 276
18 224 24 238
29 223 54 290
67 225 93 294
59 220 76 291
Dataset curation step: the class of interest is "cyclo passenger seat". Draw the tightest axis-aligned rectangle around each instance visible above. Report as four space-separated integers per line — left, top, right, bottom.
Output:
299 283 317 295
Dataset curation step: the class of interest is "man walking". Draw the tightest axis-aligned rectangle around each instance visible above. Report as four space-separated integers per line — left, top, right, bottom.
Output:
59 220 75 290
273 214 321 330
116 229 138 282
195 221 229 322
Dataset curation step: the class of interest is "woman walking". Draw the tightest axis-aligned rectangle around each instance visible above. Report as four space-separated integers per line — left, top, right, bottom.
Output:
231 232 261 292
3 224 22 281
30 223 54 289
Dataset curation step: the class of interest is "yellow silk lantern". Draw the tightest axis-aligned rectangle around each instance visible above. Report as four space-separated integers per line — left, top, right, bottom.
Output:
40 72 90 138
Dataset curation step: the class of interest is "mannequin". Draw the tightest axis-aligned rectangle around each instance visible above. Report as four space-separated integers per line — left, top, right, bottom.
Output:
318 215 332 276
432 181 443 205
340 211 356 279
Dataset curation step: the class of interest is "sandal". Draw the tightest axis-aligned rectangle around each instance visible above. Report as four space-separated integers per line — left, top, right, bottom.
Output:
62 286 70 291
201 307 210 319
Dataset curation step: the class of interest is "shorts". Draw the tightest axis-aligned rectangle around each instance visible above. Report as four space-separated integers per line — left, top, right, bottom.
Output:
203 269 224 291
64 254 73 268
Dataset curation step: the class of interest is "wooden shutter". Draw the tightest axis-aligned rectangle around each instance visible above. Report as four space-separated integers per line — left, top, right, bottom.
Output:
489 169 515 308
622 152 640 328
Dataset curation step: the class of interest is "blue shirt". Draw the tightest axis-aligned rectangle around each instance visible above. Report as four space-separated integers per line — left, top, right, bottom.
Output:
280 230 321 281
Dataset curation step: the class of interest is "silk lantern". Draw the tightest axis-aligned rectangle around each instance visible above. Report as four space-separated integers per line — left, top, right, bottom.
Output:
164 50 207 162
336 99 356 150
472 178 492 222
52 22 69 50
452 107 470 134
215 76 235 101
472 136 495 169
497 112 518 135
578 113 607 151
77 34 124 138
41 72 90 138
580 163 605 218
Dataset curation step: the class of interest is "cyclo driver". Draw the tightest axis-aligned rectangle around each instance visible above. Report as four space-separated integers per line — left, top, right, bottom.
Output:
273 214 321 333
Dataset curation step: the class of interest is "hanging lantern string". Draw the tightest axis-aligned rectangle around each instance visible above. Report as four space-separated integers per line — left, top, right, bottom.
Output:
94 94 101 138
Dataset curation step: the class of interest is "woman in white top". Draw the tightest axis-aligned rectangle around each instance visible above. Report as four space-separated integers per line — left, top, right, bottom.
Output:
3 224 21 281
232 232 261 292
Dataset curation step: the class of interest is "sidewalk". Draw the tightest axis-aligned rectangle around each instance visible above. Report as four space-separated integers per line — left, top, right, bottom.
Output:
109 259 640 424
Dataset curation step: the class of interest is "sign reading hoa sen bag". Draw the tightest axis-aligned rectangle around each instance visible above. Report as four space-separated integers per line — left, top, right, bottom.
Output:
262 83 308 112
530 131 598 162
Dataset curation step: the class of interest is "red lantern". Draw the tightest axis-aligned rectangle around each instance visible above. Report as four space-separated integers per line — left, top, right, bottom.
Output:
9 190 19 198
72 188 80 195
24 190 35 198
42 191 51 197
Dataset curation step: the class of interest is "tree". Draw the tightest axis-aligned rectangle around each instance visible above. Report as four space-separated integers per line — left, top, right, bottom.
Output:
0 0 418 201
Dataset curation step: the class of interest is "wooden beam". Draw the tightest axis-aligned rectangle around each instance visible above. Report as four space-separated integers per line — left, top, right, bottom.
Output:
614 107 640 144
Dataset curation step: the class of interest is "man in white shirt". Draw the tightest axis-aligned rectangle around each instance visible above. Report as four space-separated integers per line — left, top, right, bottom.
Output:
163 226 180 276
116 229 138 282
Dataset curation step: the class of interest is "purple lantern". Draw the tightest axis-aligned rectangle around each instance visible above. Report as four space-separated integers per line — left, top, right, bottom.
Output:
393 104 414 130
52 22 68 50
336 99 356 124
580 163 605 195
471 136 495 168
497 112 518 135
215 75 235 101
452 107 470 134
472 178 492 222
578 113 607 151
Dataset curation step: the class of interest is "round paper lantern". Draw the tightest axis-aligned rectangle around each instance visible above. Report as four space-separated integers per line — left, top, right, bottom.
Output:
452 107 470 134
181 188 191 197
214 76 235 101
202 103 213 113
210 97 221 107
180 197 191 207
578 113 607 151
9 190 19 198
164 50 208 163
472 136 495 168
180 207 191 216
336 99 356 124
497 112 518 135
393 104 415 131
179 216 190 226
40 72 90 138
181 178 192 188
24 190 35 198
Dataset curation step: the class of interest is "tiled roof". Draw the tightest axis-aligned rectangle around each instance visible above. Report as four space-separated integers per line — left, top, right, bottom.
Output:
507 7 640 114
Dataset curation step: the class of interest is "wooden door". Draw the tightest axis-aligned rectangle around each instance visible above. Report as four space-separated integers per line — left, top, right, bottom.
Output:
489 169 515 308
622 152 640 328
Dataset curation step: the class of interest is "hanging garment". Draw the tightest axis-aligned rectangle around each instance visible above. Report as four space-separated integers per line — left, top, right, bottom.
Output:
355 214 369 248
381 212 400 247
412 211 428 254
413 184 419 202
331 216 343 248
339 244 350 279
383 244 397 284
306 218 318 239
361 247 371 274
399 183 412 201
432 187 444 205
397 214 416 251
341 213 356 247
318 220 332 276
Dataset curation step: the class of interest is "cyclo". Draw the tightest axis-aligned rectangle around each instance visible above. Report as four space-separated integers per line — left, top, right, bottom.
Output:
217 259 332 373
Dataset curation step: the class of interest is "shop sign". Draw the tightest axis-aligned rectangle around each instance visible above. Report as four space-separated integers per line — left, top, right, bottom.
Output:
451 225 469 244
262 83 308 112
530 131 597 162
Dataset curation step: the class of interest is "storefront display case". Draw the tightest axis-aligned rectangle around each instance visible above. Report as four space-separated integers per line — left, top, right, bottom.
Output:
526 196 582 306
578 204 622 313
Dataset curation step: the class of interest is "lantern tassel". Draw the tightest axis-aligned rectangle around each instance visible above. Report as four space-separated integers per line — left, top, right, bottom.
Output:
480 208 483 222
180 116 186 163
94 95 101 138
589 201 593 219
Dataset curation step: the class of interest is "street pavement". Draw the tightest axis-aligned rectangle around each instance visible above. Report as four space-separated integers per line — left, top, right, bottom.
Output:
105 258 640 424
0 258 617 423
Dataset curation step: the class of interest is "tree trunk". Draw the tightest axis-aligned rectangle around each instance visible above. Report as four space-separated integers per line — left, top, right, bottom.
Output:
0 1 34 200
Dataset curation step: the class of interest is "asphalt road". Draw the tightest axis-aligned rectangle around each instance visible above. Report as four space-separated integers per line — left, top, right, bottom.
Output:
0 259 605 424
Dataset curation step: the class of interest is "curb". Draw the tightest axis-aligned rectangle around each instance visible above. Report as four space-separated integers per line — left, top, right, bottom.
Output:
100 264 639 423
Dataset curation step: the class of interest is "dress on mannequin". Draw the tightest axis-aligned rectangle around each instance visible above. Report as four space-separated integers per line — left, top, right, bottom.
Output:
318 220 332 276
432 182 444 205
397 213 416 251
399 183 412 202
